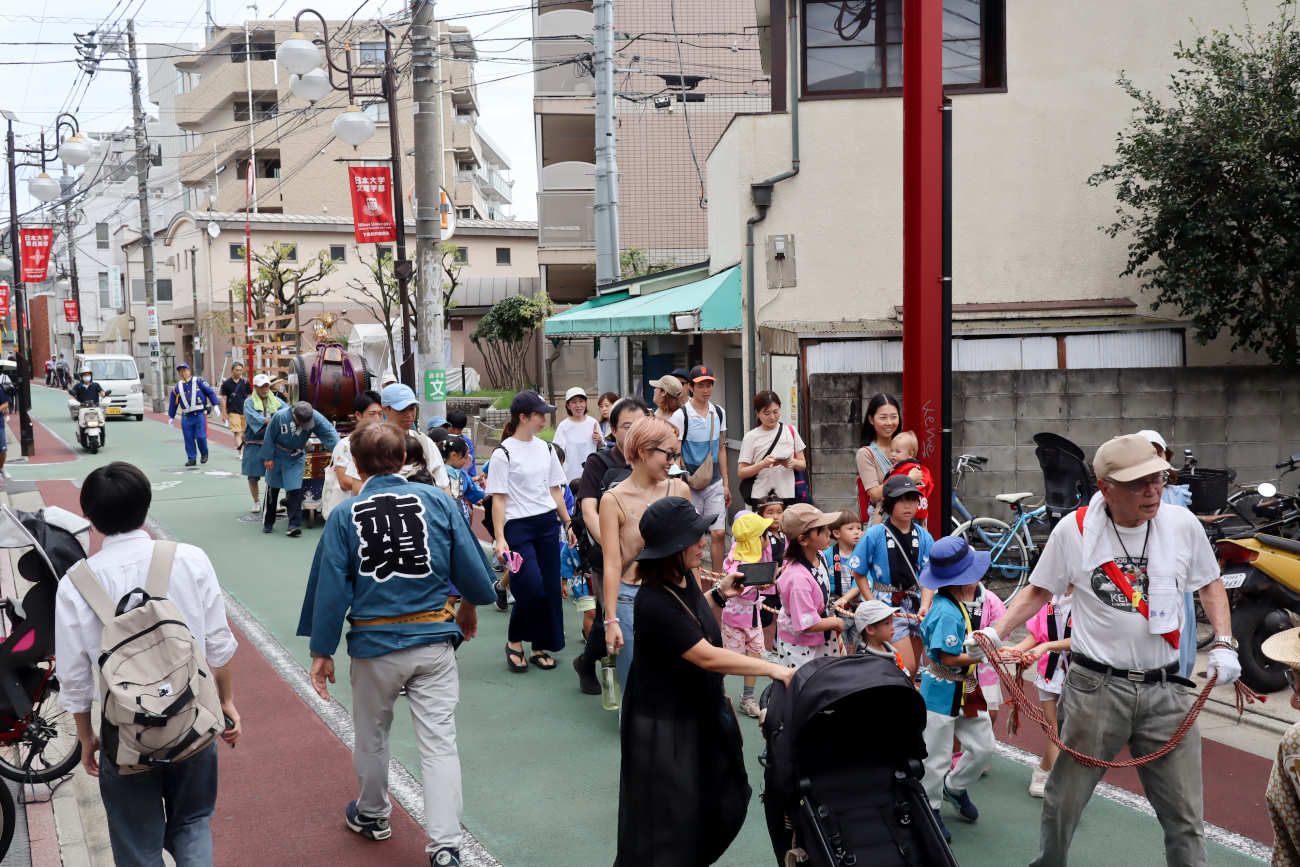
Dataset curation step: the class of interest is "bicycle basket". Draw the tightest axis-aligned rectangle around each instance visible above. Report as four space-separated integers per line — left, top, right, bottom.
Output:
1183 467 1234 514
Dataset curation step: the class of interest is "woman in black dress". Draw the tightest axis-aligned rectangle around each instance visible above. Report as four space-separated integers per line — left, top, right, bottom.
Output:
616 496 793 866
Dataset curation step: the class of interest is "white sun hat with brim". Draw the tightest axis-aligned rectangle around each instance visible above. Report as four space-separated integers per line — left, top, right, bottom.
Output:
1262 627 1300 668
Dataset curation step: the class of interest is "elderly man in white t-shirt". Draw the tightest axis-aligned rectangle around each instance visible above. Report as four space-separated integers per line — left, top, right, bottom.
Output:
969 434 1238 867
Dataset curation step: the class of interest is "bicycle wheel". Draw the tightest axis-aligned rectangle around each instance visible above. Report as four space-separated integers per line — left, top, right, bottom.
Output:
0 779 13 863
0 667 81 783
958 517 1032 603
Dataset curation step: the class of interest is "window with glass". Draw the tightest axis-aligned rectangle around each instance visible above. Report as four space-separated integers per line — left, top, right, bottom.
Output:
329 245 346 262
278 244 297 262
803 0 1004 95
496 247 510 265
377 245 393 261
358 42 385 65
95 223 110 250
453 246 468 264
233 100 278 122
131 278 173 304
232 35 276 63
229 243 245 261
98 272 110 309
362 102 390 123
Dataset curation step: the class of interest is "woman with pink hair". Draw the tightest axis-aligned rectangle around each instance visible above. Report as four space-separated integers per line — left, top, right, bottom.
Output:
599 416 692 687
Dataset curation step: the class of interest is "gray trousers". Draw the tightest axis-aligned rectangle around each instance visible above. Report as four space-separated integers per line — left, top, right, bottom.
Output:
350 641 462 853
1031 664 1205 867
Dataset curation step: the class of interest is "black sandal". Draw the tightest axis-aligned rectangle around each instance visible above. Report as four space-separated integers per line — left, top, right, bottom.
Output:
530 652 556 670
505 644 528 672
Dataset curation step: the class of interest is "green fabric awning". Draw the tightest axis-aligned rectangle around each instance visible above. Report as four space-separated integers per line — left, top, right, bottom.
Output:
543 265 741 338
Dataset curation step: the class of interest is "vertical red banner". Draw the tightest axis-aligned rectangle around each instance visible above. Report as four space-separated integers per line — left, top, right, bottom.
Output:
0 283 9 318
19 228 54 283
348 166 396 244
62 299 79 323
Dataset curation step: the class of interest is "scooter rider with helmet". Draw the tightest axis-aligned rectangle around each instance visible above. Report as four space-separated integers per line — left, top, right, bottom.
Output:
69 366 105 406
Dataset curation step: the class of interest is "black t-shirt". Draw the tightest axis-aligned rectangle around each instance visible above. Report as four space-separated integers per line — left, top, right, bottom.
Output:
883 521 921 591
628 577 723 720
576 446 629 504
220 377 251 414
70 382 104 404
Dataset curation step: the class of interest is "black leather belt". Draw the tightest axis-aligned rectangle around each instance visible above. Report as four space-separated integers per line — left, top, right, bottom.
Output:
1070 653 1195 688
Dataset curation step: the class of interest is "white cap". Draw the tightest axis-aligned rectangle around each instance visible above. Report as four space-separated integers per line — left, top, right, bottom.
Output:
565 386 587 402
1136 429 1167 452
854 599 901 634
252 373 271 387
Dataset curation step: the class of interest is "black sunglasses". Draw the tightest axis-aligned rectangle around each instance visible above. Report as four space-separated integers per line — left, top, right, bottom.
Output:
650 447 682 461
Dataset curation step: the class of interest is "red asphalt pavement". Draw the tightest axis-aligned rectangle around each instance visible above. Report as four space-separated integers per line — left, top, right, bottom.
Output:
31 479 432 865
5 391 77 464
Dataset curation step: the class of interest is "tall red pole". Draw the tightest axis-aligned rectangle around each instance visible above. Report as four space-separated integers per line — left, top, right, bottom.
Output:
902 0 946 525
245 169 254 372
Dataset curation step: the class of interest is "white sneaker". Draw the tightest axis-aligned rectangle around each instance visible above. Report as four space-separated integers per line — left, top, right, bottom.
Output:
250 502 262 513
1029 765 1049 798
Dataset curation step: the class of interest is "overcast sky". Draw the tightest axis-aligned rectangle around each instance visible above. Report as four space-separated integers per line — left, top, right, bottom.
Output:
2 0 537 219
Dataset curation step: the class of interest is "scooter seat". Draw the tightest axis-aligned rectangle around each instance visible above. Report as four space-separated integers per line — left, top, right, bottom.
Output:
996 492 1036 505
1257 534 1300 557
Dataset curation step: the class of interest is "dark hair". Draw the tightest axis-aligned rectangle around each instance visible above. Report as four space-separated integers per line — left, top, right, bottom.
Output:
551 442 566 463
404 435 428 467
598 391 618 408
882 490 921 518
783 535 816 571
860 393 902 445
565 393 587 417
830 509 861 531
437 435 469 461
502 411 522 440
635 550 690 590
446 409 468 430
352 423 407 476
427 426 451 444
354 390 382 416
609 396 652 430
753 390 781 415
81 462 151 535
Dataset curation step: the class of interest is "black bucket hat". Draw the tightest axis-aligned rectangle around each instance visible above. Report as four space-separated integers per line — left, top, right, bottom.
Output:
636 496 717 561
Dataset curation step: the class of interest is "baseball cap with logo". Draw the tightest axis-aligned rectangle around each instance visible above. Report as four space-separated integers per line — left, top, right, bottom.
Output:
1093 433 1172 483
688 364 715 383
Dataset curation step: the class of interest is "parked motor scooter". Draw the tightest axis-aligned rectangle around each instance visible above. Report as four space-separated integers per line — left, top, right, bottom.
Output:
1218 513 1300 692
74 391 110 454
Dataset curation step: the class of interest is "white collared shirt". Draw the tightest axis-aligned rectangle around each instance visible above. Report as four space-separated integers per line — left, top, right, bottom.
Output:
54 530 238 713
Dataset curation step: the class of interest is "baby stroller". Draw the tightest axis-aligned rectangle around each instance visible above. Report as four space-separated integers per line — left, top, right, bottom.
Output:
1033 432 1096 529
761 655 957 867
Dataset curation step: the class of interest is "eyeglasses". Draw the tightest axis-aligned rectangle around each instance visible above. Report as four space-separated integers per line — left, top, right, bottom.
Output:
650 447 682 461
1106 472 1169 493
1287 668 1299 691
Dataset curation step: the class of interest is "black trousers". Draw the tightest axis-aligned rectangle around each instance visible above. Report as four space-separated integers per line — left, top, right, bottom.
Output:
583 586 606 665
264 487 304 530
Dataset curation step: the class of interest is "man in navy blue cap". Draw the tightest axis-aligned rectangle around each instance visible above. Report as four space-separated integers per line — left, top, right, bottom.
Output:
167 362 221 466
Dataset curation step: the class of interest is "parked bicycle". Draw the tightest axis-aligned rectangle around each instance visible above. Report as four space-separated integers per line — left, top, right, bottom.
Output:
950 453 1047 603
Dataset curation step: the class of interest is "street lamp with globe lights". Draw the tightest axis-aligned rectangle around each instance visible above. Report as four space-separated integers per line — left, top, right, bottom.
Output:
3 109 81 456
280 8 414 386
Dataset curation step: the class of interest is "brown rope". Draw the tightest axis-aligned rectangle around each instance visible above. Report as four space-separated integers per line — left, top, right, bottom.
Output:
696 569 922 621
973 633 1265 769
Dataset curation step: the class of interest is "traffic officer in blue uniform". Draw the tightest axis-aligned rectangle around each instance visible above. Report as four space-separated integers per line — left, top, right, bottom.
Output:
167 361 221 466
241 373 284 514
259 400 340 537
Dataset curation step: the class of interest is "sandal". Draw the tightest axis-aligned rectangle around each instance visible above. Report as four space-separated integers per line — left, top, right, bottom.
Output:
530 652 556 670
505 644 528 673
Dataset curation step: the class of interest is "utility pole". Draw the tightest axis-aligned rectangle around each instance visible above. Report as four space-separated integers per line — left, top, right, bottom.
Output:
126 20 164 411
412 0 446 422
4 120 36 456
593 0 623 396
64 198 84 353
189 247 202 377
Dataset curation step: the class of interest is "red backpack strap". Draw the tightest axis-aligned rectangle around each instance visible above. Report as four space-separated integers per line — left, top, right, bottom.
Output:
1074 506 1087 533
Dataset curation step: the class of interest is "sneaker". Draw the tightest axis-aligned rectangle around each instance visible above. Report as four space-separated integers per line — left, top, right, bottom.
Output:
493 580 508 612
1029 765 1049 798
943 780 979 822
250 502 262 513
430 848 460 867
344 800 391 841
287 527 302 538
262 526 273 535
573 655 600 695
932 809 952 844
185 459 197 467
739 695 760 718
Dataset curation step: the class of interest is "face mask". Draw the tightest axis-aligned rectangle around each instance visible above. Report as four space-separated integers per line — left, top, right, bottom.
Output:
82 376 91 383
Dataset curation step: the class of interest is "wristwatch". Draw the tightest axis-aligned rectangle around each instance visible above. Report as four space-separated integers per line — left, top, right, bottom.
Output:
710 587 726 608
1211 635 1238 651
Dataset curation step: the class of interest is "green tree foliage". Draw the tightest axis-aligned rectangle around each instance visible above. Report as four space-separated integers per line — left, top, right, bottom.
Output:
1089 5 1300 366
470 293 552 391
620 247 674 279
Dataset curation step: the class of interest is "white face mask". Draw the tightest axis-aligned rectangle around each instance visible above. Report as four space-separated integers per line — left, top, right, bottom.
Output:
81 375 91 383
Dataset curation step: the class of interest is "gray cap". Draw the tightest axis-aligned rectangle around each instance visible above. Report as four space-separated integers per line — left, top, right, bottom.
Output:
292 401 315 425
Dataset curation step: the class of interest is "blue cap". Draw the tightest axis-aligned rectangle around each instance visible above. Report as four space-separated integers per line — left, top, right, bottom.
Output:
426 415 448 431
381 383 418 411
175 361 190 370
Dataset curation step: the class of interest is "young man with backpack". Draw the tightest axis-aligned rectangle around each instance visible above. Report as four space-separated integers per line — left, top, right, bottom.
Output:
570 397 650 694
54 462 241 866
673 365 731 570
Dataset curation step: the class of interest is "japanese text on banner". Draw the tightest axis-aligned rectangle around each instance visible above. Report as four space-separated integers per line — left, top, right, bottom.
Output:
348 166 397 244
18 228 54 283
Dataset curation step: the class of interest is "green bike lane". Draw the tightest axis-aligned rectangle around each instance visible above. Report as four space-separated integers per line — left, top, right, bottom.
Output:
8 385 1267 866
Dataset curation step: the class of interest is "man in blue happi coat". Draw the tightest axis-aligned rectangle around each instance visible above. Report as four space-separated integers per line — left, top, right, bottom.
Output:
167 362 221 466
297 422 495 867
259 400 339 537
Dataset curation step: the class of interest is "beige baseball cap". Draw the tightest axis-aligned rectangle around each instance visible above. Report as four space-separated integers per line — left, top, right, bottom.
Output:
648 374 683 396
1093 433 1172 483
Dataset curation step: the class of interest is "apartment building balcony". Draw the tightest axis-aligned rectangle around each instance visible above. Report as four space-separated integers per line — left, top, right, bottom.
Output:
453 174 489 220
474 167 513 203
450 121 483 167
448 58 478 112
534 8 594 98
175 60 277 128
538 160 595 249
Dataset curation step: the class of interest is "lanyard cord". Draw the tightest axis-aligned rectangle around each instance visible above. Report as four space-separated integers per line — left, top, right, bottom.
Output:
1108 512 1151 567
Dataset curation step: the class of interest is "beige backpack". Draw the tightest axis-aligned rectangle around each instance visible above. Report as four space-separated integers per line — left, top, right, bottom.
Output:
68 541 223 774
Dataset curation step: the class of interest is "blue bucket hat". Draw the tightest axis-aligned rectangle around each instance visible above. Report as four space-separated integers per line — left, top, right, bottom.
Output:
919 536 990 590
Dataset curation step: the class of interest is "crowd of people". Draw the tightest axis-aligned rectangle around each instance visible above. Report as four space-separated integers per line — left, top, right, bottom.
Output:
42 359 1265 867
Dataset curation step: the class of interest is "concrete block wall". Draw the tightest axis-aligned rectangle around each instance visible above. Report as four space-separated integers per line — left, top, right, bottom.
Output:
807 367 1300 523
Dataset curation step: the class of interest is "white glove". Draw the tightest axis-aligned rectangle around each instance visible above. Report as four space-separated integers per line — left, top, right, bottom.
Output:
1206 647 1241 686
168 417 175 427
963 626 1001 661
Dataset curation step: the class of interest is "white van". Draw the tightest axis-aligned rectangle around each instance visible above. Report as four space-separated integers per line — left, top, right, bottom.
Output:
73 354 145 421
